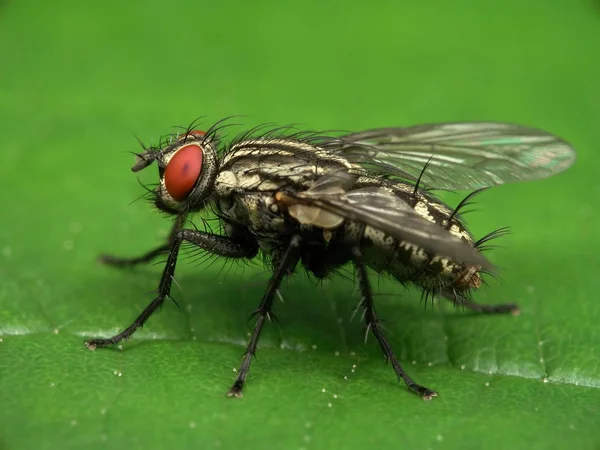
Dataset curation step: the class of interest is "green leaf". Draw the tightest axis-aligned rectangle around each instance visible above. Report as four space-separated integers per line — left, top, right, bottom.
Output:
1 0 599 449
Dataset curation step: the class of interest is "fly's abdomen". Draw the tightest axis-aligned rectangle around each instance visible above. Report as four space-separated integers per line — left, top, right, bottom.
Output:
341 192 479 293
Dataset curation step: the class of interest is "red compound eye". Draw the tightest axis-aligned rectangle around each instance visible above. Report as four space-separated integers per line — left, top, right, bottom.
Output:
164 144 203 201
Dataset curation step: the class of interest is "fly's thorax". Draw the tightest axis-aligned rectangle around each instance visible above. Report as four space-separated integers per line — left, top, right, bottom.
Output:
213 139 358 239
216 191 291 239
216 138 354 195
221 138 353 173
214 169 281 196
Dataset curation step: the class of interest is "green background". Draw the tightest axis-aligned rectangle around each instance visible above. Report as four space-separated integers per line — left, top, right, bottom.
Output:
1 0 599 449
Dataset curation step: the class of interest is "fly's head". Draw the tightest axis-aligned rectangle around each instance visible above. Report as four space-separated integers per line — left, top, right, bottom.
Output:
132 130 220 215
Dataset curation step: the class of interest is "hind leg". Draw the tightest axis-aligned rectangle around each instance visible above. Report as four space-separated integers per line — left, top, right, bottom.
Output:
447 294 520 315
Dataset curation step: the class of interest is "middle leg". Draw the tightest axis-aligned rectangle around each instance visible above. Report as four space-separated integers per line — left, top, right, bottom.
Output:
228 235 302 398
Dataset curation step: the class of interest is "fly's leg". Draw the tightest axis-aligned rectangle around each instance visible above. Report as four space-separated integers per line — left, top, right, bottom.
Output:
228 235 302 398
85 229 258 349
352 246 438 401
448 296 520 316
98 214 188 267
99 243 171 267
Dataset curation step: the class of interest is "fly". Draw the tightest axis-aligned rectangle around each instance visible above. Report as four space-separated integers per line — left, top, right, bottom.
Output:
85 119 576 400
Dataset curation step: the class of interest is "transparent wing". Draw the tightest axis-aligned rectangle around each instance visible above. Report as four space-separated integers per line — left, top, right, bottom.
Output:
288 172 493 270
326 122 576 190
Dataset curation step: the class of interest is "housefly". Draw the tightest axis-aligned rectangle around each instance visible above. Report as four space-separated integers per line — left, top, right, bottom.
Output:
85 119 576 400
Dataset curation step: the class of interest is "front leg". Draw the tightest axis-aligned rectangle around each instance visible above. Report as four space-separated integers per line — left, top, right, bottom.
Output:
98 214 188 267
85 229 258 349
